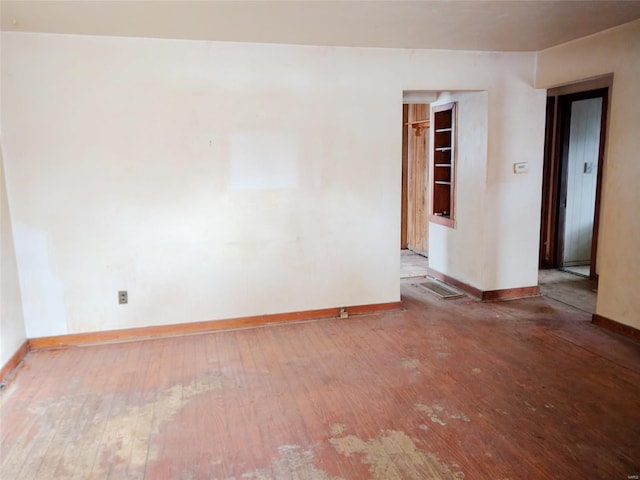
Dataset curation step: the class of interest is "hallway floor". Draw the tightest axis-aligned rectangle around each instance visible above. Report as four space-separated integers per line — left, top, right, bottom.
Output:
400 249 429 279
538 269 598 314
2 282 639 479
561 265 590 277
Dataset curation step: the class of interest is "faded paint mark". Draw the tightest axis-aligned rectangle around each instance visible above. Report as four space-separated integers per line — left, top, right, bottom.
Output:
3 373 222 479
415 403 447 426
221 444 343 480
97 373 223 472
402 358 420 370
330 423 347 436
330 429 464 479
415 403 471 425
448 413 471 422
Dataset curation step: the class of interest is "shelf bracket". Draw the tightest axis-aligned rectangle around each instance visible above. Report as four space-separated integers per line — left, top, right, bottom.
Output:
406 119 430 137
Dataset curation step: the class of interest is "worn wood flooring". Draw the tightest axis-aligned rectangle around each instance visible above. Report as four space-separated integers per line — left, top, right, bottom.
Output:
400 250 429 280
538 268 598 314
1 281 639 479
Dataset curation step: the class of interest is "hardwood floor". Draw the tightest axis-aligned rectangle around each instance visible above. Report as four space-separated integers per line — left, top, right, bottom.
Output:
1 281 639 479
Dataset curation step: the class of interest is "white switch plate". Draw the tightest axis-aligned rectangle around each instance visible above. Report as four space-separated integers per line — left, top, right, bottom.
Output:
513 162 529 174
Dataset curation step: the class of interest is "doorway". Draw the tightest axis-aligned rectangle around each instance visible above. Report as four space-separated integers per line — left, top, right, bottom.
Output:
538 81 609 315
400 102 430 278
401 103 430 256
539 87 608 280
562 95 602 272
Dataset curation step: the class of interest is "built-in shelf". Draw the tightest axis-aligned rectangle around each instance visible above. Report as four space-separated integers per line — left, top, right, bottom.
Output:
430 102 456 228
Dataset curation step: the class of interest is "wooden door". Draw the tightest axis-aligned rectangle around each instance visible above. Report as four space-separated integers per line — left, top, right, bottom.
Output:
406 104 429 256
562 97 602 266
539 87 608 279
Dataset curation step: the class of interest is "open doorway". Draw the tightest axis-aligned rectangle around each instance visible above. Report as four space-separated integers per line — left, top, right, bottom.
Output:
560 93 603 275
402 103 430 256
539 79 610 313
401 101 430 279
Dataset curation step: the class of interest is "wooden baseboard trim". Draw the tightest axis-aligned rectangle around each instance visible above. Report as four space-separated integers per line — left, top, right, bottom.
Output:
482 286 541 301
428 268 540 301
592 314 640 342
29 301 403 350
0 340 30 384
427 268 483 298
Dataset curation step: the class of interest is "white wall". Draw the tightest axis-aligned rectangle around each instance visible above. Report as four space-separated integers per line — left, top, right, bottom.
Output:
428 91 489 289
1 29 28 366
483 80 547 291
1 145 27 367
429 86 547 293
536 20 640 330
2 32 545 337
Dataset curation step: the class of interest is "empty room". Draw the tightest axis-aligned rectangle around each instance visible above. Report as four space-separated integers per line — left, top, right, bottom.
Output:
1 1 639 479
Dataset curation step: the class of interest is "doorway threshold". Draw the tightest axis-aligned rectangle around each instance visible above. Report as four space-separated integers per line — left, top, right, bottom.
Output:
400 249 429 279
561 265 590 278
539 269 597 315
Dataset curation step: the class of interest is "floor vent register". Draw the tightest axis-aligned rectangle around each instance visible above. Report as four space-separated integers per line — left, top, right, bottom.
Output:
418 280 464 299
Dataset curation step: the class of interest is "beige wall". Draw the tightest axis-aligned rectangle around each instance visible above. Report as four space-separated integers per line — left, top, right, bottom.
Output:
537 20 640 329
1 145 27 367
2 32 545 337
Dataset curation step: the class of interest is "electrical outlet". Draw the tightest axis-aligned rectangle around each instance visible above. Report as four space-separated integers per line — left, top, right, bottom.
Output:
118 290 128 304
513 162 529 174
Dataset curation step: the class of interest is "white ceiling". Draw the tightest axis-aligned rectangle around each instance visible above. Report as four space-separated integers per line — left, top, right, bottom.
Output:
2 0 640 52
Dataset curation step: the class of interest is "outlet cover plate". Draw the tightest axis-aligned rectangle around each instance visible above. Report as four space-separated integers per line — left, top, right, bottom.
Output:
513 162 529 174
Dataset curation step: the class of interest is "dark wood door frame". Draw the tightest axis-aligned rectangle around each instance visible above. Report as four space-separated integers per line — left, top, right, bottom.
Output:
539 96 558 269
539 88 608 280
401 104 409 249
